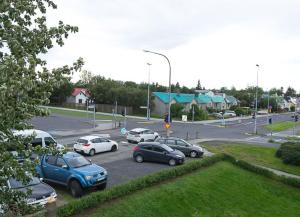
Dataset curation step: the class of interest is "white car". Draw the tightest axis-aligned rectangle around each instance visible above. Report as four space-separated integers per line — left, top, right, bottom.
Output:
223 111 237 117
126 128 159 143
73 135 118 156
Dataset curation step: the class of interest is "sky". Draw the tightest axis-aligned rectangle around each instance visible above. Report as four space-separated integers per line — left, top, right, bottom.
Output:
44 0 300 91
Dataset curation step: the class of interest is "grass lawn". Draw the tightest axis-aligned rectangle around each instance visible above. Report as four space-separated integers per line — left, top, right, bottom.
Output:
264 121 300 132
48 108 121 121
202 143 300 176
88 162 300 217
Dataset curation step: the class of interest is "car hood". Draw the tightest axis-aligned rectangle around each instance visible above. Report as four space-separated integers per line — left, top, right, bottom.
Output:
170 149 185 158
17 183 55 199
73 163 106 176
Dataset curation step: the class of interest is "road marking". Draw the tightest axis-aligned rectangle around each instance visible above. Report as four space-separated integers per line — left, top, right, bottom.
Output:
245 136 261 141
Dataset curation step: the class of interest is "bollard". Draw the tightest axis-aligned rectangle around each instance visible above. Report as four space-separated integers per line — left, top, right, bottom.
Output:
186 132 189 140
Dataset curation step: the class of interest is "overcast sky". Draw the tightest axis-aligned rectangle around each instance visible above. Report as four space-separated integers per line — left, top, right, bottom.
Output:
45 0 300 91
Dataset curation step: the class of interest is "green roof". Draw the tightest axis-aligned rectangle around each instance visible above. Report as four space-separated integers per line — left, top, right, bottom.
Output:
211 95 224 103
174 94 195 103
225 96 237 104
196 95 211 104
152 92 177 103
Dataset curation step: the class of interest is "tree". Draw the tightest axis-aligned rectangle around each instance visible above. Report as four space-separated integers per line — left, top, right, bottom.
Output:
196 80 202 90
0 1 83 215
285 86 296 98
79 70 93 85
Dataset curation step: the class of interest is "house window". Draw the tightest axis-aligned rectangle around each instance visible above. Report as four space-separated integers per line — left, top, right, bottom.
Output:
78 99 82 104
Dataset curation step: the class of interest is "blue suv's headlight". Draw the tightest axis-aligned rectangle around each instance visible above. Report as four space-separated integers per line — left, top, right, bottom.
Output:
85 175 93 181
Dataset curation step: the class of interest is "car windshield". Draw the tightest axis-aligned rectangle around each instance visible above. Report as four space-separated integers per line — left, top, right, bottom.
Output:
160 144 174 152
129 131 140 135
66 156 91 168
9 177 40 189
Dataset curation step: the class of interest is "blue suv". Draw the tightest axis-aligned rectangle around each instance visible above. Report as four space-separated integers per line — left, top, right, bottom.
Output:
36 152 107 197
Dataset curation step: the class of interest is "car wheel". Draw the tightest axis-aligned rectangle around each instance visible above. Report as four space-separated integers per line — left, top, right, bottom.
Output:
169 159 176 166
111 145 117 152
140 138 144 142
96 182 107 190
127 140 132 143
135 155 143 163
190 151 198 158
69 180 83 198
89 149 95 156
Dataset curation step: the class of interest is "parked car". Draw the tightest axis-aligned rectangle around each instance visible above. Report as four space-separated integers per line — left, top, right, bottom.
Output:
156 137 204 158
127 128 159 143
7 176 57 206
211 112 223 119
13 129 64 150
223 110 236 117
73 135 118 156
36 152 107 197
133 142 185 166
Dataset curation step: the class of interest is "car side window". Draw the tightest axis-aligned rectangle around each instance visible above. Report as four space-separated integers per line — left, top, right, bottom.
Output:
91 138 100 143
31 138 43 147
56 157 67 167
157 139 164 144
152 146 165 153
100 138 109 143
177 140 188 147
45 155 57 165
166 139 176 145
141 145 152 151
45 137 56 147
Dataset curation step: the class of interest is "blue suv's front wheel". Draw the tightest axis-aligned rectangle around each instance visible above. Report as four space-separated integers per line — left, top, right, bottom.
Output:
69 180 83 198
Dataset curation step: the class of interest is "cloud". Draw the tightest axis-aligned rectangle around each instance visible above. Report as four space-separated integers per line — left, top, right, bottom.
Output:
43 0 300 90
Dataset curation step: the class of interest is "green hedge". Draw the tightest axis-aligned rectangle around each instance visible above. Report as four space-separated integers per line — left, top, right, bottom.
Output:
57 154 226 217
276 142 300 166
224 154 300 188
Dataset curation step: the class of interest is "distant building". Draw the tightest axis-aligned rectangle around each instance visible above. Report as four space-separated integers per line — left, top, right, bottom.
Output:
152 91 238 116
66 88 91 104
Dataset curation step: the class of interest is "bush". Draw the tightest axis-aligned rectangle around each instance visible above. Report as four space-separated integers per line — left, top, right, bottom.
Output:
170 103 184 118
276 142 300 166
57 154 226 217
188 105 208 121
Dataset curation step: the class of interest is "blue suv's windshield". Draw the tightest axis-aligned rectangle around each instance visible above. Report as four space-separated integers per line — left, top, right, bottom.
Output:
66 156 91 168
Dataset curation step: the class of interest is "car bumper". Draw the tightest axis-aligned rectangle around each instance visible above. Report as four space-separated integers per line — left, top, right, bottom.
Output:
73 147 90 154
27 195 57 206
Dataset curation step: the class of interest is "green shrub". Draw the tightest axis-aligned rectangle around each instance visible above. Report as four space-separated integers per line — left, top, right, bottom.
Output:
57 154 226 217
188 105 208 121
276 142 300 165
170 103 184 118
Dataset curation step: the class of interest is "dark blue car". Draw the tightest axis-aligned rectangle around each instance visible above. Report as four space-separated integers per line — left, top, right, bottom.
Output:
36 152 107 197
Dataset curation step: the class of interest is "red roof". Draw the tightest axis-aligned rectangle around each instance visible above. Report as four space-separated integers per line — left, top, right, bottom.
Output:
71 88 91 97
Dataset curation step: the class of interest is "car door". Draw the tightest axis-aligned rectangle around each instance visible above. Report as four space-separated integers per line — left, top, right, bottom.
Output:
165 139 177 150
91 138 102 153
100 138 112 151
176 140 190 155
42 155 57 180
54 157 72 184
152 146 168 163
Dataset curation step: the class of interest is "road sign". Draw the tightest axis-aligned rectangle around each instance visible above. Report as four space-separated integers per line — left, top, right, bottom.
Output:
120 128 127 135
182 115 187 122
165 123 171 129
140 106 147 109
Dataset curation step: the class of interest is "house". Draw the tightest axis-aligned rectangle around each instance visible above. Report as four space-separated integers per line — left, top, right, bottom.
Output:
66 88 91 104
152 91 239 116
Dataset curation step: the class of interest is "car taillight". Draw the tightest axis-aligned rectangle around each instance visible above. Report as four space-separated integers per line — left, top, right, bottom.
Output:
83 143 90 147
133 146 140 151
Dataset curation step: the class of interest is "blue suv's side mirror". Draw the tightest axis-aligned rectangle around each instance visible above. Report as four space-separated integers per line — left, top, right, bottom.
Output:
62 165 68 169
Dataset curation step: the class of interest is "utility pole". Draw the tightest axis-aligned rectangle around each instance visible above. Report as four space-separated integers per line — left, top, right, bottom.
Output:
254 64 259 135
147 63 151 120
192 105 195 122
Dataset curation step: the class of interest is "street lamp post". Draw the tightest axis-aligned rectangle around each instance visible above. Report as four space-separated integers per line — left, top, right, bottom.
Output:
147 63 152 120
143 49 172 136
254 64 259 135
